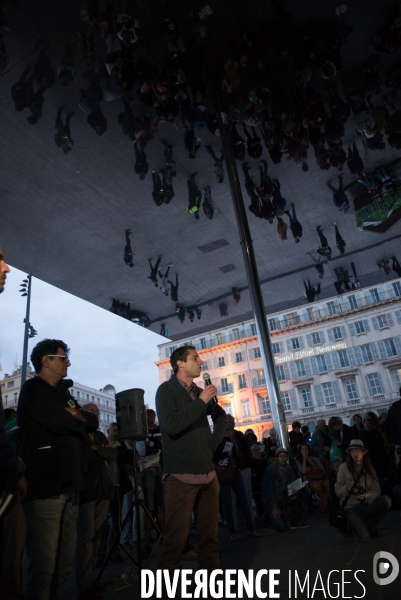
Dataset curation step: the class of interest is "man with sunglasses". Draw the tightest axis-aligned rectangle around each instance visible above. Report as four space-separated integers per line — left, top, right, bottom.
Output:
17 340 99 600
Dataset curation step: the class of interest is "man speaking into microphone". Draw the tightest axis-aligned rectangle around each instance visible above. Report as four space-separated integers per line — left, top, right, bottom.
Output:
156 345 226 574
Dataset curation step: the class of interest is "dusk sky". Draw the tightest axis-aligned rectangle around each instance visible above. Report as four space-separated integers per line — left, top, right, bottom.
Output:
0 263 167 410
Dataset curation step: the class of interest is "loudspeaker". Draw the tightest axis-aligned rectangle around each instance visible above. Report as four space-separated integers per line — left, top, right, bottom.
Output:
115 388 147 440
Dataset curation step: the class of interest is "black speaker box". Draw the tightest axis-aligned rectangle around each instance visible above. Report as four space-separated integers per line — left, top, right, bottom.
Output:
115 388 147 441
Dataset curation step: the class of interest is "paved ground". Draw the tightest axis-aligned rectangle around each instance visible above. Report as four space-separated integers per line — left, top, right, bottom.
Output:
58 507 401 599
1 0 401 338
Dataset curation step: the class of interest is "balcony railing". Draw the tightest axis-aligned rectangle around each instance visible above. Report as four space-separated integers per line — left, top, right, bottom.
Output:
194 327 256 350
252 377 266 388
274 286 401 331
217 383 233 395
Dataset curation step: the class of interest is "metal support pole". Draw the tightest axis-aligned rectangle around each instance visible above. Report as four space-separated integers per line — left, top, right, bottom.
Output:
217 112 289 450
21 275 32 385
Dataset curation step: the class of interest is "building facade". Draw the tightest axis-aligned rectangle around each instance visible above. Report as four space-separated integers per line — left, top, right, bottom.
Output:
0 364 116 435
156 279 401 440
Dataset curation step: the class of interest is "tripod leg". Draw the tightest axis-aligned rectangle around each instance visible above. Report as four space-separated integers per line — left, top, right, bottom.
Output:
95 504 138 584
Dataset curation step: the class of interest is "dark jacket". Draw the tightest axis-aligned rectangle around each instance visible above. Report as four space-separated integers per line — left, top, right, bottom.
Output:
17 376 98 501
289 430 305 453
0 393 24 491
80 430 117 505
232 429 252 469
384 399 401 445
328 423 353 455
155 375 226 475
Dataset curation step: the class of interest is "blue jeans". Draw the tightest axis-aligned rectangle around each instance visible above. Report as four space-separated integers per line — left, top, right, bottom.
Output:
220 471 254 535
375 167 390 183
358 174 376 190
24 493 79 600
346 495 391 540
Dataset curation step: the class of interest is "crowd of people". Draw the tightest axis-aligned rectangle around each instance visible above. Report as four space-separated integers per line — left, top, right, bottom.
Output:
4 0 401 333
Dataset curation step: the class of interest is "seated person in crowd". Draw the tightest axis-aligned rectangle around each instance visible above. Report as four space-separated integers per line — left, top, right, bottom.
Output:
328 416 353 457
289 421 305 454
335 440 391 542
311 419 332 469
245 428 263 449
295 443 330 512
262 447 309 532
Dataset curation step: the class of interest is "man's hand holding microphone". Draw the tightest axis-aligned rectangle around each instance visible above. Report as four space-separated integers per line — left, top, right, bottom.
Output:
199 373 218 404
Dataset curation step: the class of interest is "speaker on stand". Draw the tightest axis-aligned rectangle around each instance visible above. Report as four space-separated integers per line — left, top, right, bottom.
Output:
95 389 162 583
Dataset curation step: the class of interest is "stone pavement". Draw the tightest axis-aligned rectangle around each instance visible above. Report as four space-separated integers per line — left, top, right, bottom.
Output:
58 508 401 600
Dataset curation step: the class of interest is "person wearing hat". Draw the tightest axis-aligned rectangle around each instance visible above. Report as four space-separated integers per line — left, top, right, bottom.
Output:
335 440 391 542
261 447 309 532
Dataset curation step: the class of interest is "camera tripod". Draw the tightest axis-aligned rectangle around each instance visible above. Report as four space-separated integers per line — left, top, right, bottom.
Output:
95 457 162 583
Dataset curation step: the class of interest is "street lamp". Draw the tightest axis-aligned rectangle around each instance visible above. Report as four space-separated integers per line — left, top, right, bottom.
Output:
19 275 34 385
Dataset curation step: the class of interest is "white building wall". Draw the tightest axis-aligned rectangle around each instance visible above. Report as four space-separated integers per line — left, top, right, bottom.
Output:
156 279 401 441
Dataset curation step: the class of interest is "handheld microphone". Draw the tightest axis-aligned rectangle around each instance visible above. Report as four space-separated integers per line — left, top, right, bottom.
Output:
203 373 218 403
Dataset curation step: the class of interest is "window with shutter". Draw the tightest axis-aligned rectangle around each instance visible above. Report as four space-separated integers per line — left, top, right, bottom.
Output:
344 378 358 400
235 352 243 363
395 311 401 324
393 336 401 355
289 389 298 409
314 384 324 406
346 348 355 366
370 343 379 362
332 381 341 403
295 360 306 377
338 350 349 368
291 338 301 350
316 355 328 373
366 373 384 396
354 347 363 365
300 387 313 407
272 343 280 355
392 282 401 297
383 339 397 357
360 345 373 363
391 369 401 388
276 365 286 382
332 352 340 370
238 374 247 389
386 313 394 327
322 383 335 404
281 392 291 411
242 400 251 417
332 327 343 340
355 321 366 334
